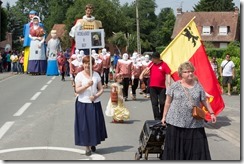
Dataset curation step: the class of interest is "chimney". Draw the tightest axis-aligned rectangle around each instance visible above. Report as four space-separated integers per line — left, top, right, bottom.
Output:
234 6 239 16
234 6 239 14
177 8 182 15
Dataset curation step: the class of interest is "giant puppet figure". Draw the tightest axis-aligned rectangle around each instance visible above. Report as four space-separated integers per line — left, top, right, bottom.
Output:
69 4 102 55
22 10 44 73
46 30 62 76
27 16 47 75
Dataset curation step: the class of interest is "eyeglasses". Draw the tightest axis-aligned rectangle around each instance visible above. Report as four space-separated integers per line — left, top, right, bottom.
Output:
182 70 194 74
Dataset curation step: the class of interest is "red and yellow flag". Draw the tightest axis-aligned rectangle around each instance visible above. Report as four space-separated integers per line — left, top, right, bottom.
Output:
161 17 225 121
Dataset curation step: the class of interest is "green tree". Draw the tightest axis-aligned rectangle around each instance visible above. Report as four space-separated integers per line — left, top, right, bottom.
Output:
44 0 74 33
5 3 26 50
193 0 235 12
149 7 175 49
108 32 127 54
121 0 157 52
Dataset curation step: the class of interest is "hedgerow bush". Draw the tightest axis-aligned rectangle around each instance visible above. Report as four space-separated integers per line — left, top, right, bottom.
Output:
207 41 240 94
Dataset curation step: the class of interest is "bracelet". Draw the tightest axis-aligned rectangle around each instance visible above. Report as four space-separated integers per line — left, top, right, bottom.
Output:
210 113 214 115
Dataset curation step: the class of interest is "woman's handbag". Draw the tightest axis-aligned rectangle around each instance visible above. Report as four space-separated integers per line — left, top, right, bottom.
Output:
110 86 118 103
181 84 206 120
192 106 206 120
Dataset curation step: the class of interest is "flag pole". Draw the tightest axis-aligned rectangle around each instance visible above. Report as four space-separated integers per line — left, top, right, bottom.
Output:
161 16 196 56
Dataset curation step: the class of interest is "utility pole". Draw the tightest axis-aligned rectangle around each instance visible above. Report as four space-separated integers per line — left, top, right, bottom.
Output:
136 0 141 54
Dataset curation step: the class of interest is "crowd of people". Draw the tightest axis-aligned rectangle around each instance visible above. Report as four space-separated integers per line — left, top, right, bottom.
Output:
0 50 24 74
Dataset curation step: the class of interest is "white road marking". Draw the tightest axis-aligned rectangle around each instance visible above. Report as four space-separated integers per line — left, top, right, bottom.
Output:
30 92 41 100
13 103 31 116
47 80 52 85
40 85 48 91
0 147 105 160
51 77 56 80
0 122 14 139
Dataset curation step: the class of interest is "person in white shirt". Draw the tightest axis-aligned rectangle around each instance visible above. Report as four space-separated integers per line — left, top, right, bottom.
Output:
220 54 235 96
74 55 107 156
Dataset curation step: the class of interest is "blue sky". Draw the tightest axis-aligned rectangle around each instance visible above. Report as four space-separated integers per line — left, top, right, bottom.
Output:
120 0 241 15
2 0 241 15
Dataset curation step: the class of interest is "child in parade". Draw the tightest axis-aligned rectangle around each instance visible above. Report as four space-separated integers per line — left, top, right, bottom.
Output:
57 52 67 81
105 74 130 123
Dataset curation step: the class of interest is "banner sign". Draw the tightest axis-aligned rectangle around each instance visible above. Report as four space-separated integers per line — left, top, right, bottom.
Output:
75 29 105 49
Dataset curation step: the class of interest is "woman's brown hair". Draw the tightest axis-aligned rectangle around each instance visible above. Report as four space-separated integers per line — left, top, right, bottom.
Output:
82 55 95 65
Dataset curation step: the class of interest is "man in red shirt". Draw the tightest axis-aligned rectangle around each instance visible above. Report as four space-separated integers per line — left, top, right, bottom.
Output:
140 52 171 120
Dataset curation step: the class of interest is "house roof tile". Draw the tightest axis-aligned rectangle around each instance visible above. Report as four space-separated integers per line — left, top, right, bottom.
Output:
172 9 239 42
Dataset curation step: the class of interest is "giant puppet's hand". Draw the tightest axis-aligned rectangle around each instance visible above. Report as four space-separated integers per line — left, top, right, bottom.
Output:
69 22 82 38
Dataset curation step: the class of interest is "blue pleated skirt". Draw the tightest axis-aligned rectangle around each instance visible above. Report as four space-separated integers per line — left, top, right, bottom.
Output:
74 98 108 146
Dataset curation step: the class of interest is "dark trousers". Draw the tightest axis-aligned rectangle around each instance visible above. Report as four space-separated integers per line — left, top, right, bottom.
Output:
149 87 166 120
131 78 139 95
121 77 130 98
0 62 3 72
7 62 11 72
101 68 109 85
143 77 150 94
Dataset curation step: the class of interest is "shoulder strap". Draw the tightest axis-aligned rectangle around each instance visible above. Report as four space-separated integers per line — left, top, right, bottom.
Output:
181 83 194 107
222 61 230 70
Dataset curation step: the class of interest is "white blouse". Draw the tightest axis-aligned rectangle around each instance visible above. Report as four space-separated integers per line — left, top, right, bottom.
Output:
75 71 101 103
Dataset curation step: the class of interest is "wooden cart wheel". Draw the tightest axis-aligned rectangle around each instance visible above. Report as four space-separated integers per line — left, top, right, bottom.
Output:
135 152 141 160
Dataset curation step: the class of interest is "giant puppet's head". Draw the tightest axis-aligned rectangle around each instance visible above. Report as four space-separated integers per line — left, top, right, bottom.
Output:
30 16 45 37
85 4 93 18
50 30 57 39
29 10 38 21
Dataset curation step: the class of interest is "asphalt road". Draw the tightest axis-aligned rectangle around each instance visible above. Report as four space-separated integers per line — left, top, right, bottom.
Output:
0 73 241 161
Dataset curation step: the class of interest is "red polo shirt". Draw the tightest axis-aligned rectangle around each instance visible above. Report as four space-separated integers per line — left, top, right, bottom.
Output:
148 61 171 88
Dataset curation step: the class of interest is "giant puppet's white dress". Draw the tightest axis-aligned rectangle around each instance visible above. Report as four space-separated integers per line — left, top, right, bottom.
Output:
46 37 61 76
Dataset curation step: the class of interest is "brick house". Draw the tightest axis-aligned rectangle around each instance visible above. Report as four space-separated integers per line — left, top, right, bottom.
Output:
0 33 12 52
172 7 240 48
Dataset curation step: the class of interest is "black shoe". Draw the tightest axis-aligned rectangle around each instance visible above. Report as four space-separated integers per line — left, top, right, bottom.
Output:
159 153 163 160
85 150 92 156
91 146 96 152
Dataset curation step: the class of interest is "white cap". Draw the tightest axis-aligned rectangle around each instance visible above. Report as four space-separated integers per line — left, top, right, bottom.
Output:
75 49 79 54
132 52 138 58
80 50 84 56
102 48 106 54
91 50 96 55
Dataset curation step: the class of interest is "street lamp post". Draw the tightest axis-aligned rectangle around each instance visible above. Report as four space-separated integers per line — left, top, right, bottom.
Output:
136 0 141 54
